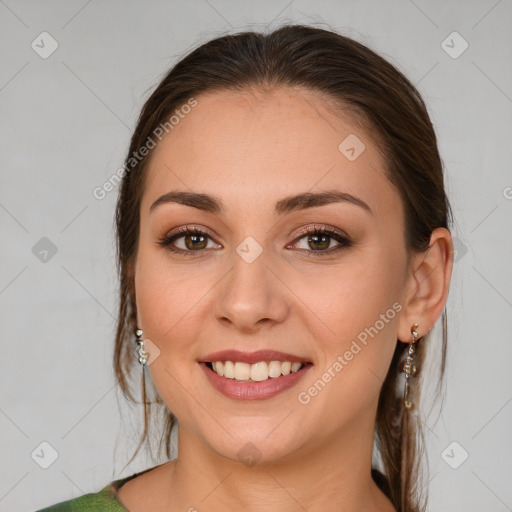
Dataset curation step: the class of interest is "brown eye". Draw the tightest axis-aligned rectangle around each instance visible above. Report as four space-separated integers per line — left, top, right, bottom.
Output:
158 225 351 258
303 233 332 251
158 227 220 256
288 226 351 256
182 232 208 250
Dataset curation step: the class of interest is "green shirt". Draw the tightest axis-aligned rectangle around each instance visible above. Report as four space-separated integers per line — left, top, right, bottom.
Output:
35 471 145 512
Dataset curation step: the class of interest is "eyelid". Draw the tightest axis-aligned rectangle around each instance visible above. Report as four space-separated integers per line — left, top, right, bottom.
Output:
160 224 222 253
165 224 218 240
291 223 349 241
158 223 351 256
285 224 351 256
161 223 347 244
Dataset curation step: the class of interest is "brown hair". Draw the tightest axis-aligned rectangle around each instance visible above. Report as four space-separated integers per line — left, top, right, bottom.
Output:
113 23 451 512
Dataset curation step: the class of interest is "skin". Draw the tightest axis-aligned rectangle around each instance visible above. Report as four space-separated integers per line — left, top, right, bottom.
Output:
117 86 453 512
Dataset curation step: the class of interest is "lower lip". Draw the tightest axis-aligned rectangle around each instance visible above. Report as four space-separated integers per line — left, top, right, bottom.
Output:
199 362 313 401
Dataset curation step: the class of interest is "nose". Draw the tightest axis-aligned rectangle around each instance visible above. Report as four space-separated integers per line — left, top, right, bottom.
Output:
212 249 289 334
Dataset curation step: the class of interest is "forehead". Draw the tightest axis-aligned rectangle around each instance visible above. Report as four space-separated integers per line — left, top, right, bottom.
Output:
141 87 397 220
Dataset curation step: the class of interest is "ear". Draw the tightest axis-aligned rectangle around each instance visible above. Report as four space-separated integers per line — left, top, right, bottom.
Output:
397 227 453 343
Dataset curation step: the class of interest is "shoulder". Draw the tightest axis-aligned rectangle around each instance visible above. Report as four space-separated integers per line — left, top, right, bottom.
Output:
35 478 132 512
35 464 168 512
115 461 176 508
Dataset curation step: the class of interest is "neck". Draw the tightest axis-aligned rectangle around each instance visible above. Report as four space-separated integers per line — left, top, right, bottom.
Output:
161 415 395 512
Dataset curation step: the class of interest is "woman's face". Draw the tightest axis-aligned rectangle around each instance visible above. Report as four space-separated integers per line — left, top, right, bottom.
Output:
134 87 411 464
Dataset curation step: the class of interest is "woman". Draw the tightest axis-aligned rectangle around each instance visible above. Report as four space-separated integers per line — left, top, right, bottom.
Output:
38 23 453 512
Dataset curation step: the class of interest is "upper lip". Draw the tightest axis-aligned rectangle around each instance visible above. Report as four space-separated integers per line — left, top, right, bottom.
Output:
199 350 312 365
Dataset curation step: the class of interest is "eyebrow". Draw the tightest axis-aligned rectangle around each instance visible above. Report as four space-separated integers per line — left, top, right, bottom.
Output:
149 189 372 216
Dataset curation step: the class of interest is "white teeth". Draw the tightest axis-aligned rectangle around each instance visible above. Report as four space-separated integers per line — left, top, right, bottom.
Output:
209 360 305 381
250 362 268 382
223 361 235 378
234 362 251 380
214 361 224 377
268 360 283 378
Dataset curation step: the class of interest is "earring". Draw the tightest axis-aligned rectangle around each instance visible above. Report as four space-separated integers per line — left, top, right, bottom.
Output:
135 328 148 366
402 323 419 410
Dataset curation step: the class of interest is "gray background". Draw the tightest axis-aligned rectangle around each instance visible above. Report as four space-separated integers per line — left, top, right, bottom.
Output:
1 1 511 511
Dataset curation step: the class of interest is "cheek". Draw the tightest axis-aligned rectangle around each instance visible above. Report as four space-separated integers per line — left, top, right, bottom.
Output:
133 249 210 417
135 264 200 345
299 247 404 334
298 248 404 393
134 244 218 358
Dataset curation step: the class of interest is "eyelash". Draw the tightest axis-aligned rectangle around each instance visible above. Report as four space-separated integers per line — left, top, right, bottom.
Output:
157 224 352 258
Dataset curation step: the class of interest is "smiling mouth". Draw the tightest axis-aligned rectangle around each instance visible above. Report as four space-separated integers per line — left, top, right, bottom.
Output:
205 361 313 382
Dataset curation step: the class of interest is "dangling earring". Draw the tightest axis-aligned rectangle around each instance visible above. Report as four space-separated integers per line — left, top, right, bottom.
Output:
135 328 148 366
402 323 419 410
